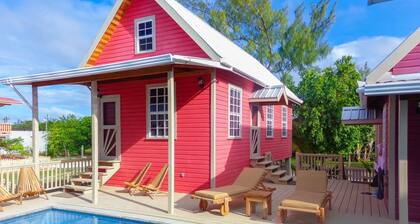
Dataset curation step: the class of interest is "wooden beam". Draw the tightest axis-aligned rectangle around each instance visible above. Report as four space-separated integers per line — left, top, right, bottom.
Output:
210 69 216 189
388 95 396 219
91 81 99 205
32 65 172 87
32 86 40 176
398 98 408 224
167 68 175 214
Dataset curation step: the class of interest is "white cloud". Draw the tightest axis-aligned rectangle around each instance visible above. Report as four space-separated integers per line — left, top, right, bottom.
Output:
0 0 112 122
319 36 404 69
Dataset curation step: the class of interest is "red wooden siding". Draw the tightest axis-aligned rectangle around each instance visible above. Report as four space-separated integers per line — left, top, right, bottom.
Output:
407 98 420 222
94 0 209 66
391 43 420 75
260 104 292 161
99 74 211 193
215 70 255 187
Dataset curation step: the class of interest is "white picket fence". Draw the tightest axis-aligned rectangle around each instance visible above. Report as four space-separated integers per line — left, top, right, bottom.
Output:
0 158 91 194
0 156 51 167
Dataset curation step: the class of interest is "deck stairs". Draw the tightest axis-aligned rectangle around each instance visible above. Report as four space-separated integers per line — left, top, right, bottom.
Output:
250 155 293 184
64 160 120 194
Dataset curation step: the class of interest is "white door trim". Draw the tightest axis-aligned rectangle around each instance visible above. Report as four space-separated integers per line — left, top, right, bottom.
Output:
99 95 121 161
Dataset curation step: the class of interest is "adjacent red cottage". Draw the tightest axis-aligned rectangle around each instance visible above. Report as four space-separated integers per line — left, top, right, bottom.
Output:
343 28 420 223
0 0 301 213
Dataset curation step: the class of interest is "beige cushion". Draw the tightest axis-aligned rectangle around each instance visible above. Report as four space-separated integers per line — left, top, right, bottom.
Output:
295 170 328 193
195 185 249 200
234 167 266 188
281 191 327 210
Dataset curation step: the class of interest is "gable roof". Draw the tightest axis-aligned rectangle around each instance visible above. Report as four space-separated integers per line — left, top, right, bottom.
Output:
80 0 282 87
366 27 420 84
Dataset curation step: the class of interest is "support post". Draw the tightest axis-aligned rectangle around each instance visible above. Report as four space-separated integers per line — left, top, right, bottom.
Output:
398 99 408 224
32 86 40 176
210 70 217 189
167 69 175 214
388 96 396 219
91 81 99 205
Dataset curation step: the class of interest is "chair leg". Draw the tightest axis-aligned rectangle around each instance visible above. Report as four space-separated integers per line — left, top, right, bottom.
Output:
245 199 251 216
319 208 325 224
279 209 287 223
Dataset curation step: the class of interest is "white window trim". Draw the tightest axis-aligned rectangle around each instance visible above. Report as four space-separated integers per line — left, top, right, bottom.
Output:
135 16 156 54
146 83 176 140
281 105 288 138
228 84 242 139
266 105 274 138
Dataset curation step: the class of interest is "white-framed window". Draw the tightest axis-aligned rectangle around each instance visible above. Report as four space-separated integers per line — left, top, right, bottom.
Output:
266 105 274 138
228 85 242 138
147 85 168 139
281 106 288 138
135 16 156 54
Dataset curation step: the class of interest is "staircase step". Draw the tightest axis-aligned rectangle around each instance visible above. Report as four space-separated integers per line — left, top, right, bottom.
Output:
81 172 106 176
98 166 114 170
71 178 93 183
271 170 287 177
257 161 272 166
265 165 280 171
279 175 293 183
251 156 265 161
64 185 92 193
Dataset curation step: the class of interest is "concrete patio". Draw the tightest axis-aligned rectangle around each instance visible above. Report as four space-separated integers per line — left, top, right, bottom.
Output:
0 180 397 224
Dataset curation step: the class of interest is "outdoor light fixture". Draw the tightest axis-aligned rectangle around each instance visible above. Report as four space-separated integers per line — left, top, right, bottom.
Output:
417 101 420 114
198 77 205 89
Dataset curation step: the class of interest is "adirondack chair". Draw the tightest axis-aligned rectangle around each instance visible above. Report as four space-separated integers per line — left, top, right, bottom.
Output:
17 167 48 199
135 164 168 199
124 162 151 195
0 185 22 211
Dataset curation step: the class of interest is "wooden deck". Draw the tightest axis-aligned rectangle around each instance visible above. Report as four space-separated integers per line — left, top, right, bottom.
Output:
0 180 393 224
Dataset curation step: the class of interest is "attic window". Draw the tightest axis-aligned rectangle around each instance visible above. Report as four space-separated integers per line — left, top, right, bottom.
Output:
135 16 156 54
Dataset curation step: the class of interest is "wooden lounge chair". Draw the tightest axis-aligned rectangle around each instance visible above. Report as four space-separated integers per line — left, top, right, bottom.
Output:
191 167 268 216
0 185 22 211
135 164 168 199
124 162 151 195
278 170 332 224
17 167 48 199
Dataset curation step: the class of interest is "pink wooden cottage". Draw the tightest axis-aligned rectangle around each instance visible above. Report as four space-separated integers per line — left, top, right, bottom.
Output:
343 28 420 223
0 0 301 214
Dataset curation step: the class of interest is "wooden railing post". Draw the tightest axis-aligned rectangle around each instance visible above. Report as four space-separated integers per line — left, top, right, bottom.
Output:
338 155 344 180
296 152 301 171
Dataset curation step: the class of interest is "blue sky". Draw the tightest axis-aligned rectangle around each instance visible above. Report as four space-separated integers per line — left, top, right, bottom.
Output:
0 0 419 122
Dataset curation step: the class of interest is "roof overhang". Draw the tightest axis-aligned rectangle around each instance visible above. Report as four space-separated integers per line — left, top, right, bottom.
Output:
0 97 21 107
250 86 303 105
0 54 270 87
342 106 381 125
361 80 420 96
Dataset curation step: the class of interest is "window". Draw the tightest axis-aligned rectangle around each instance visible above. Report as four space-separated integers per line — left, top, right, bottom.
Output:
147 85 168 138
135 16 155 54
228 85 242 138
281 106 288 138
266 105 274 137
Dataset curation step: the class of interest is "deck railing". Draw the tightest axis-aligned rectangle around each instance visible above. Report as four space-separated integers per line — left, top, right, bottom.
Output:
296 152 345 179
0 158 91 194
295 152 375 183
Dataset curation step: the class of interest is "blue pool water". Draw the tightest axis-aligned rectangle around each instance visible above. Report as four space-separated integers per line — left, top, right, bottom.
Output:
2 209 153 224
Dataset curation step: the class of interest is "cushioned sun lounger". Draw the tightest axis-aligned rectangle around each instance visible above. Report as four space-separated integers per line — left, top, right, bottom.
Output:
192 167 267 216
278 170 332 224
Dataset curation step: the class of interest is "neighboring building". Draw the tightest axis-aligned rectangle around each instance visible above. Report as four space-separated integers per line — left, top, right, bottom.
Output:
7 131 47 153
0 97 20 138
344 28 420 223
0 0 301 194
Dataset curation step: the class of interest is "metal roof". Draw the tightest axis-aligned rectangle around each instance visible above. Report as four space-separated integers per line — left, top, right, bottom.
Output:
250 86 303 105
0 97 21 107
341 106 381 125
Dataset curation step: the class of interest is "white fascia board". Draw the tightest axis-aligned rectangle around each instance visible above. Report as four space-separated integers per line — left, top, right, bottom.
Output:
79 0 124 67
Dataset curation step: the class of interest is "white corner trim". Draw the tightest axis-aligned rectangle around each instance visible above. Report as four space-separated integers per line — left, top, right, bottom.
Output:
398 99 408 224
210 70 216 188
367 27 420 84
79 0 124 67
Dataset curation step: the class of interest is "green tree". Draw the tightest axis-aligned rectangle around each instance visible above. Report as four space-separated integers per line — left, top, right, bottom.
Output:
47 115 91 157
294 56 374 154
13 120 47 131
177 0 335 83
0 137 28 156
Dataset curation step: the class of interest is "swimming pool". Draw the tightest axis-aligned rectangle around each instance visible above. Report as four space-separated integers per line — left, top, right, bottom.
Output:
2 208 155 224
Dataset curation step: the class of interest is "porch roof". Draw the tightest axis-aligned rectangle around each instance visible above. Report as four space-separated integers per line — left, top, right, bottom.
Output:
0 54 268 87
250 86 303 105
341 106 381 125
0 97 21 107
